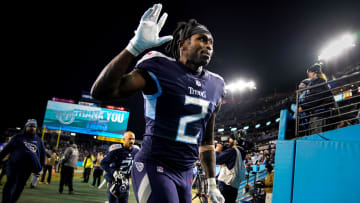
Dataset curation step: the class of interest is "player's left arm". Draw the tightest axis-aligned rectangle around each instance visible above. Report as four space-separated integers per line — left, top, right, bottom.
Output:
199 103 221 178
200 103 225 203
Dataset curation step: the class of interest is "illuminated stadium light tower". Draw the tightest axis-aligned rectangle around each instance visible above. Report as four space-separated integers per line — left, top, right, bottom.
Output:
225 79 256 93
318 33 356 61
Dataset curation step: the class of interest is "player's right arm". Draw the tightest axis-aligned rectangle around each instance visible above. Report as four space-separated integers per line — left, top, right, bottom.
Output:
90 50 143 100
91 3 172 101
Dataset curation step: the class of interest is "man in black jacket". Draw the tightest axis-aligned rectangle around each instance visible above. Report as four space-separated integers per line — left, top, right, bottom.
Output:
0 119 45 203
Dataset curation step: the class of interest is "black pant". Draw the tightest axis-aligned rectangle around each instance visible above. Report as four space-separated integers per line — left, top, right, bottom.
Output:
41 165 53 183
83 168 91 183
219 181 238 203
59 165 74 193
92 168 103 187
2 167 32 203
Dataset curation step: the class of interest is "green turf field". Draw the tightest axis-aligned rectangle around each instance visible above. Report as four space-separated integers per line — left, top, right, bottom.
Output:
0 171 202 203
0 171 136 203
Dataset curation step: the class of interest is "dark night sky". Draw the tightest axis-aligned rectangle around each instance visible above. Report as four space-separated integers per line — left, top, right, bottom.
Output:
2 1 360 136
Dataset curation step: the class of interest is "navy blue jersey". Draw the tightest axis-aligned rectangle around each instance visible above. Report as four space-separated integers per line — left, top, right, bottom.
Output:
101 144 139 182
136 51 225 170
0 133 45 173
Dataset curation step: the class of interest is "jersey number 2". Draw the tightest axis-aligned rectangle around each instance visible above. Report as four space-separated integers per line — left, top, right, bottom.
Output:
176 96 210 144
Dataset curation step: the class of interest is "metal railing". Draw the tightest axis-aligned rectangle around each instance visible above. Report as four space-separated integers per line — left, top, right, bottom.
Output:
295 71 360 137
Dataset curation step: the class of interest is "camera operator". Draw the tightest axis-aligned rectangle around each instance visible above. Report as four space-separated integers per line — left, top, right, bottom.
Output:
215 131 248 203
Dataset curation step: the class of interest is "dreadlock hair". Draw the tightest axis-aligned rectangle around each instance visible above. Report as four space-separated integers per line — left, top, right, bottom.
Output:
165 19 204 61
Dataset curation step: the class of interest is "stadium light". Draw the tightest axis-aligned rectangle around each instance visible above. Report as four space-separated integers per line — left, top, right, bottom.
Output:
230 127 237 132
266 121 271 126
16 127 21 130
117 107 126 111
255 124 261 129
217 128 224 132
225 79 256 93
105 105 115 109
243 126 249 130
275 117 280 123
318 33 356 61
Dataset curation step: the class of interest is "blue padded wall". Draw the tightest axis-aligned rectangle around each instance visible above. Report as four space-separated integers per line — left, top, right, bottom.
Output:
272 140 296 203
297 124 360 142
292 140 360 203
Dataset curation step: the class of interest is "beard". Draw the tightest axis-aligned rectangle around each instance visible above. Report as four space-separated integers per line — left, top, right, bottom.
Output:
196 55 211 66
187 58 209 69
25 129 36 135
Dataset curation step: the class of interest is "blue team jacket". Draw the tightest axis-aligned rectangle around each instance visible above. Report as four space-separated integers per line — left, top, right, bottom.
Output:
0 132 45 173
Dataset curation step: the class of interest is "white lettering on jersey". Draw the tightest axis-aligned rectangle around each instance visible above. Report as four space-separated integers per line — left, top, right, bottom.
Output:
188 87 207 98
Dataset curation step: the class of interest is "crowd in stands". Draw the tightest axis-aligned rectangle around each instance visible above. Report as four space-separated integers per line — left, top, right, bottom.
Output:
217 91 295 126
244 149 275 167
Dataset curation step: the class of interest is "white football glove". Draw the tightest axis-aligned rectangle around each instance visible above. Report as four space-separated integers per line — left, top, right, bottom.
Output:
207 178 225 203
113 170 122 180
126 3 173 57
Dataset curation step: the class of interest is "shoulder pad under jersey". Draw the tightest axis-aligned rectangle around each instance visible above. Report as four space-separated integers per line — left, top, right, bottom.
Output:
136 51 175 66
109 144 122 152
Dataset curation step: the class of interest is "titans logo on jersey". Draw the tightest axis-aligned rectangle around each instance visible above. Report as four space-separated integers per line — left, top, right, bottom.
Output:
24 141 38 153
135 51 225 170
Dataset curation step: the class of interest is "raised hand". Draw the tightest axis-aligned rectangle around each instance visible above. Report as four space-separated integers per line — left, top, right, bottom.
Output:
126 3 173 57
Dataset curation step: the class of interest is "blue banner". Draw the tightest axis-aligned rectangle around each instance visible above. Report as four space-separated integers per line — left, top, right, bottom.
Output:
43 100 129 138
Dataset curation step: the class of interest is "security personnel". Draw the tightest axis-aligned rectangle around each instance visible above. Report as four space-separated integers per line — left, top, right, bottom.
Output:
0 119 45 203
101 131 139 203
82 152 94 183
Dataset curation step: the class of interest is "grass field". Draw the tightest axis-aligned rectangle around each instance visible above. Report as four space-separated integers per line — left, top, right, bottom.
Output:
0 171 202 203
0 171 135 203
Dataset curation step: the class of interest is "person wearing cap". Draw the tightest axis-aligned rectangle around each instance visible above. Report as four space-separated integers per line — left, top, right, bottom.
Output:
299 63 334 134
91 3 225 203
215 133 247 203
0 119 45 203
